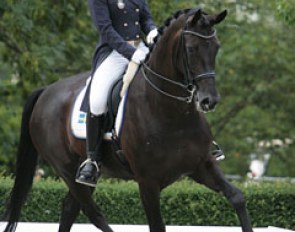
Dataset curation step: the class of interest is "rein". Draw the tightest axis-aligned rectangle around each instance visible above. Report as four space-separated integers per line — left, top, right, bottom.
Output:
142 63 196 103
142 26 217 103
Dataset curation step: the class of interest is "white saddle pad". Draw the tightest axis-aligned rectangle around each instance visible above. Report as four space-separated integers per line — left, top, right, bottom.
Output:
71 79 126 140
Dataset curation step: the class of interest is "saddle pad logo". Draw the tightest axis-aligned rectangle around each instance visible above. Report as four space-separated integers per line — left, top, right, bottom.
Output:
78 113 86 124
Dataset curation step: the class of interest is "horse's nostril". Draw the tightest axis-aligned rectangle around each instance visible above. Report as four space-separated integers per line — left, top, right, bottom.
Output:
200 97 218 111
201 97 210 106
202 97 210 105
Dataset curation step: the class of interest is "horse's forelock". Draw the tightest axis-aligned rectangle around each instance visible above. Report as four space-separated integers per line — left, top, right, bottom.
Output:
199 16 211 28
186 9 217 34
185 8 212 28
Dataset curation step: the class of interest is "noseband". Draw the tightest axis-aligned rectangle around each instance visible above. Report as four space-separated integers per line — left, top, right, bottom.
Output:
142 25 217 103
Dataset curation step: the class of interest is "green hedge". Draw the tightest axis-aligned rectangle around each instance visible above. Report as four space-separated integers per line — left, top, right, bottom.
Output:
0 177 294 230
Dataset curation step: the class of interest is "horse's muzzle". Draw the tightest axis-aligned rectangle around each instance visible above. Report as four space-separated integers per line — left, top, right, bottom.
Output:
196 94 221 113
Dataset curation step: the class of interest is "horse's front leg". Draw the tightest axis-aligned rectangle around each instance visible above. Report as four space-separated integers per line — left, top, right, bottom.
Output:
189 160 253 232
138 179 165 232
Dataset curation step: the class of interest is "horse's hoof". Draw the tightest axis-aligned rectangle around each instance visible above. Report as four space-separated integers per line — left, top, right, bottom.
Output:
212 150 225 161
215 154 225 161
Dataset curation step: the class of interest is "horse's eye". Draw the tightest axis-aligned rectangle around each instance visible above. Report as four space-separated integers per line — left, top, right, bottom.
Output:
187 47 198 54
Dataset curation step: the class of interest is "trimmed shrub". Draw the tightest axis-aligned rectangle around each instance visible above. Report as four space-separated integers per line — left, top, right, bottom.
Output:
0 177 294 230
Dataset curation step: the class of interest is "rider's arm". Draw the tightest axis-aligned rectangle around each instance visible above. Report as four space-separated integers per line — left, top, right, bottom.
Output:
139 0 157 35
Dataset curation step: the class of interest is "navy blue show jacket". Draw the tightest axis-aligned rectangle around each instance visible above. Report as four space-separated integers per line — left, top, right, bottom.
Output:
88 0 156 67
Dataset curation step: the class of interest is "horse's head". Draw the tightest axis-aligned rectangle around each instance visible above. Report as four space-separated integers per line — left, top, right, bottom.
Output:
181 9 227 112
144 8 227 113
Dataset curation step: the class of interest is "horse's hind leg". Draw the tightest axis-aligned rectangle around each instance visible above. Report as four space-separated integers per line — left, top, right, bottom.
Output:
58 191 81 232
189 160 253 232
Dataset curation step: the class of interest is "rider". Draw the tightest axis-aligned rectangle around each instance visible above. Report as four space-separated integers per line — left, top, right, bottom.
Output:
75 0 158 187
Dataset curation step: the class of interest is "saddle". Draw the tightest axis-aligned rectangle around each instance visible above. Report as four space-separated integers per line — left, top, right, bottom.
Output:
71 77 125 141
106 78 124 133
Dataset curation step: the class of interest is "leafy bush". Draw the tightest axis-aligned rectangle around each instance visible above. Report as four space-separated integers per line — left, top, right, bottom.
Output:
1 177 294 230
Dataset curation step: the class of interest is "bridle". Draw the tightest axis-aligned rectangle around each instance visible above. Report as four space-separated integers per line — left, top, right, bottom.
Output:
142 18 217 103
182 29 217 84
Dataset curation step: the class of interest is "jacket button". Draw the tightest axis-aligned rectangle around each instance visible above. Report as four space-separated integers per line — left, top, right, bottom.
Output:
135 21 139 25
136 9 139 12
124 23 128 27
136 35 140 38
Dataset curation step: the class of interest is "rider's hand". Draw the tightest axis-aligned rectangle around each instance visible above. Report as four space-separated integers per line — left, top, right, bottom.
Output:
146 28 158 45
131 48 147 64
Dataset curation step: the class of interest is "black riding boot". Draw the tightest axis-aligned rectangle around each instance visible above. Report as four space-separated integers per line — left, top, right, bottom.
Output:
75 113 104 187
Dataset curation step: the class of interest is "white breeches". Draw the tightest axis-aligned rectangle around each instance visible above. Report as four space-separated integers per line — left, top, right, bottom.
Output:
89 50 128 115
89 42 148 115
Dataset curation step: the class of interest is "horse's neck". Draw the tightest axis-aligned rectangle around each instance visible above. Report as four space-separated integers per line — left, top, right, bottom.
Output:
148 50 177 79
148 21 184 81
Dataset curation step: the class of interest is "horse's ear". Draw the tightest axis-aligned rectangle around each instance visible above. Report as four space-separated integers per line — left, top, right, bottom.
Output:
211 10 227 25
188 9 202 27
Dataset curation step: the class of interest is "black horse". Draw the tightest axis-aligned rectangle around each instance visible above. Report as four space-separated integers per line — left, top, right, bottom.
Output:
3 8 253 232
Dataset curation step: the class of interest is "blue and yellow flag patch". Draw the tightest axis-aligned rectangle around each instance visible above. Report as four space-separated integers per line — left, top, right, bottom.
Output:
78 113 86 124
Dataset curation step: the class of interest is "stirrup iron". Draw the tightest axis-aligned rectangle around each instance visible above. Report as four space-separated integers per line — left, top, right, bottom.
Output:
212 141 225 161
79 158 99 171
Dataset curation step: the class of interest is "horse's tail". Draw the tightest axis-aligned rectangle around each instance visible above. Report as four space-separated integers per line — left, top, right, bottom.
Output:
3 88 45 232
